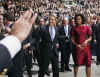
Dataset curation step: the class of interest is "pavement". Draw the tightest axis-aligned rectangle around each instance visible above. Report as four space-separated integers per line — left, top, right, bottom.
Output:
24 54 100 77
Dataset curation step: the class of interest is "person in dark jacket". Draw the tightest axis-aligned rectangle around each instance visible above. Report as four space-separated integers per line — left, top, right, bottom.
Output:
95 16 100 65
38 15 60 77
0 9 37 74
59 17 72 72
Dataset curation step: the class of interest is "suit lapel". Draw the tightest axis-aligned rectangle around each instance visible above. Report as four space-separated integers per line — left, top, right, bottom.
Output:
53 26 57 42
68 26 71 37
47 26 52 41
63 26 66 35
64 25 70 37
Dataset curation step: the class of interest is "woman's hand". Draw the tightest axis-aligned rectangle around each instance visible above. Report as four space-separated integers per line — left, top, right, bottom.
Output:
76 44 84 49
81 40 88 47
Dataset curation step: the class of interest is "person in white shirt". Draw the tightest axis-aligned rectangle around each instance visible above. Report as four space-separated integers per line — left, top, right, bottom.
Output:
0 8 37 72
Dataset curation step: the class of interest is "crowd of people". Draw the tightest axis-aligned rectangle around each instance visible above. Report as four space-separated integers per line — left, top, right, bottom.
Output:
0 0 100 77
0 0 100 21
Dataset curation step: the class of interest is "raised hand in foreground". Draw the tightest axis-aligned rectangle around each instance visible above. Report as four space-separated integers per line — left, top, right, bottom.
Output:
11 8 37 42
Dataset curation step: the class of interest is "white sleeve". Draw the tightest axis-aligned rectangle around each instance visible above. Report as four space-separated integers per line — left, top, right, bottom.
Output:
0 35 21 58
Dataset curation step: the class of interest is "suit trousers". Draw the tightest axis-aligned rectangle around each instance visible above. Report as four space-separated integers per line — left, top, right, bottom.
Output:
38 49 59 77
61 42 72 70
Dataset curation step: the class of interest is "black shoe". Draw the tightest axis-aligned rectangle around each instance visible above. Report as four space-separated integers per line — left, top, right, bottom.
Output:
45 71 50 76
65 68 72 72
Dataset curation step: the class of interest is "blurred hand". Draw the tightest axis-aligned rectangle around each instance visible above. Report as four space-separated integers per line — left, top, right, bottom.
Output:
94 40 96 43
23 43 30 49
56 43 59 48
81 40 88 48
77 40 88 50
29 50 32 54
11 8 37 42
76 44 84 50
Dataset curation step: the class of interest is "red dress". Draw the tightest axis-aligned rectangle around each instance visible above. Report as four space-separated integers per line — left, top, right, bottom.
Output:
71 25 92 66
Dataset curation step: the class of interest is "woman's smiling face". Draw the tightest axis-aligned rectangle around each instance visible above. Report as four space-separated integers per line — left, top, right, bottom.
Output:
76 16 83 26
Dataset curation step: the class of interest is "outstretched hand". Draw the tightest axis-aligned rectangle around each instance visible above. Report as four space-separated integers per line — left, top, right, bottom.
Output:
11 8 37 42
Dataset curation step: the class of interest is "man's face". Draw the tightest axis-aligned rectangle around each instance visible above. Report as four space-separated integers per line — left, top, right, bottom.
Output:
39 19 45 25
49 16 56 26
63 19 69 25
86 17 91 24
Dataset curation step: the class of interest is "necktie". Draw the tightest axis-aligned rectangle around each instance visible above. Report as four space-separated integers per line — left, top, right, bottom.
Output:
64 26 68 37
50 27 54 41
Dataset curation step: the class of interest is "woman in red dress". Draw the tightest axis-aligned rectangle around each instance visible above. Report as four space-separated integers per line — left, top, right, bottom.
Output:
71 14 92 77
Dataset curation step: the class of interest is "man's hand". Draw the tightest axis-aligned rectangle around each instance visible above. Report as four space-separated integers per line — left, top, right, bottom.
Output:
11 8 37 42
56 43 59 48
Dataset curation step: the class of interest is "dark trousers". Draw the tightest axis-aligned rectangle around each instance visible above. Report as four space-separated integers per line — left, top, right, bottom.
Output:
61 49 71 70
25 51 32 77
90 42 96 56
96 44 100 62
7 68 23 77
33 48 40 66
38 51 59 77
61 42 72 70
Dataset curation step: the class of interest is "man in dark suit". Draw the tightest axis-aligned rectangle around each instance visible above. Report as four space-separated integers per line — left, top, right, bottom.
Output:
59 17 72 72
38 15 59 77
37 18 50 76
23 35 33 77
0 14 8 73
24 26 39 77
95 16 100 65
7 30 35 77
7 45 25 77
0 9 37 73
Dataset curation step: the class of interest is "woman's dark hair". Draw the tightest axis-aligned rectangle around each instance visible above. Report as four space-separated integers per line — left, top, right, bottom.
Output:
74 13 86 25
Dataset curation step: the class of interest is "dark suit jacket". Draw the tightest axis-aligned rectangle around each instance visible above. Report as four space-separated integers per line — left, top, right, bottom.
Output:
59 25 72 48
7 33 34 76
0 44 11 72
40 25 60 57
23 30 35 51
91 24 96 41
8 31 35 74
39 25 60 72
95 23 100 42
0 33 11 72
